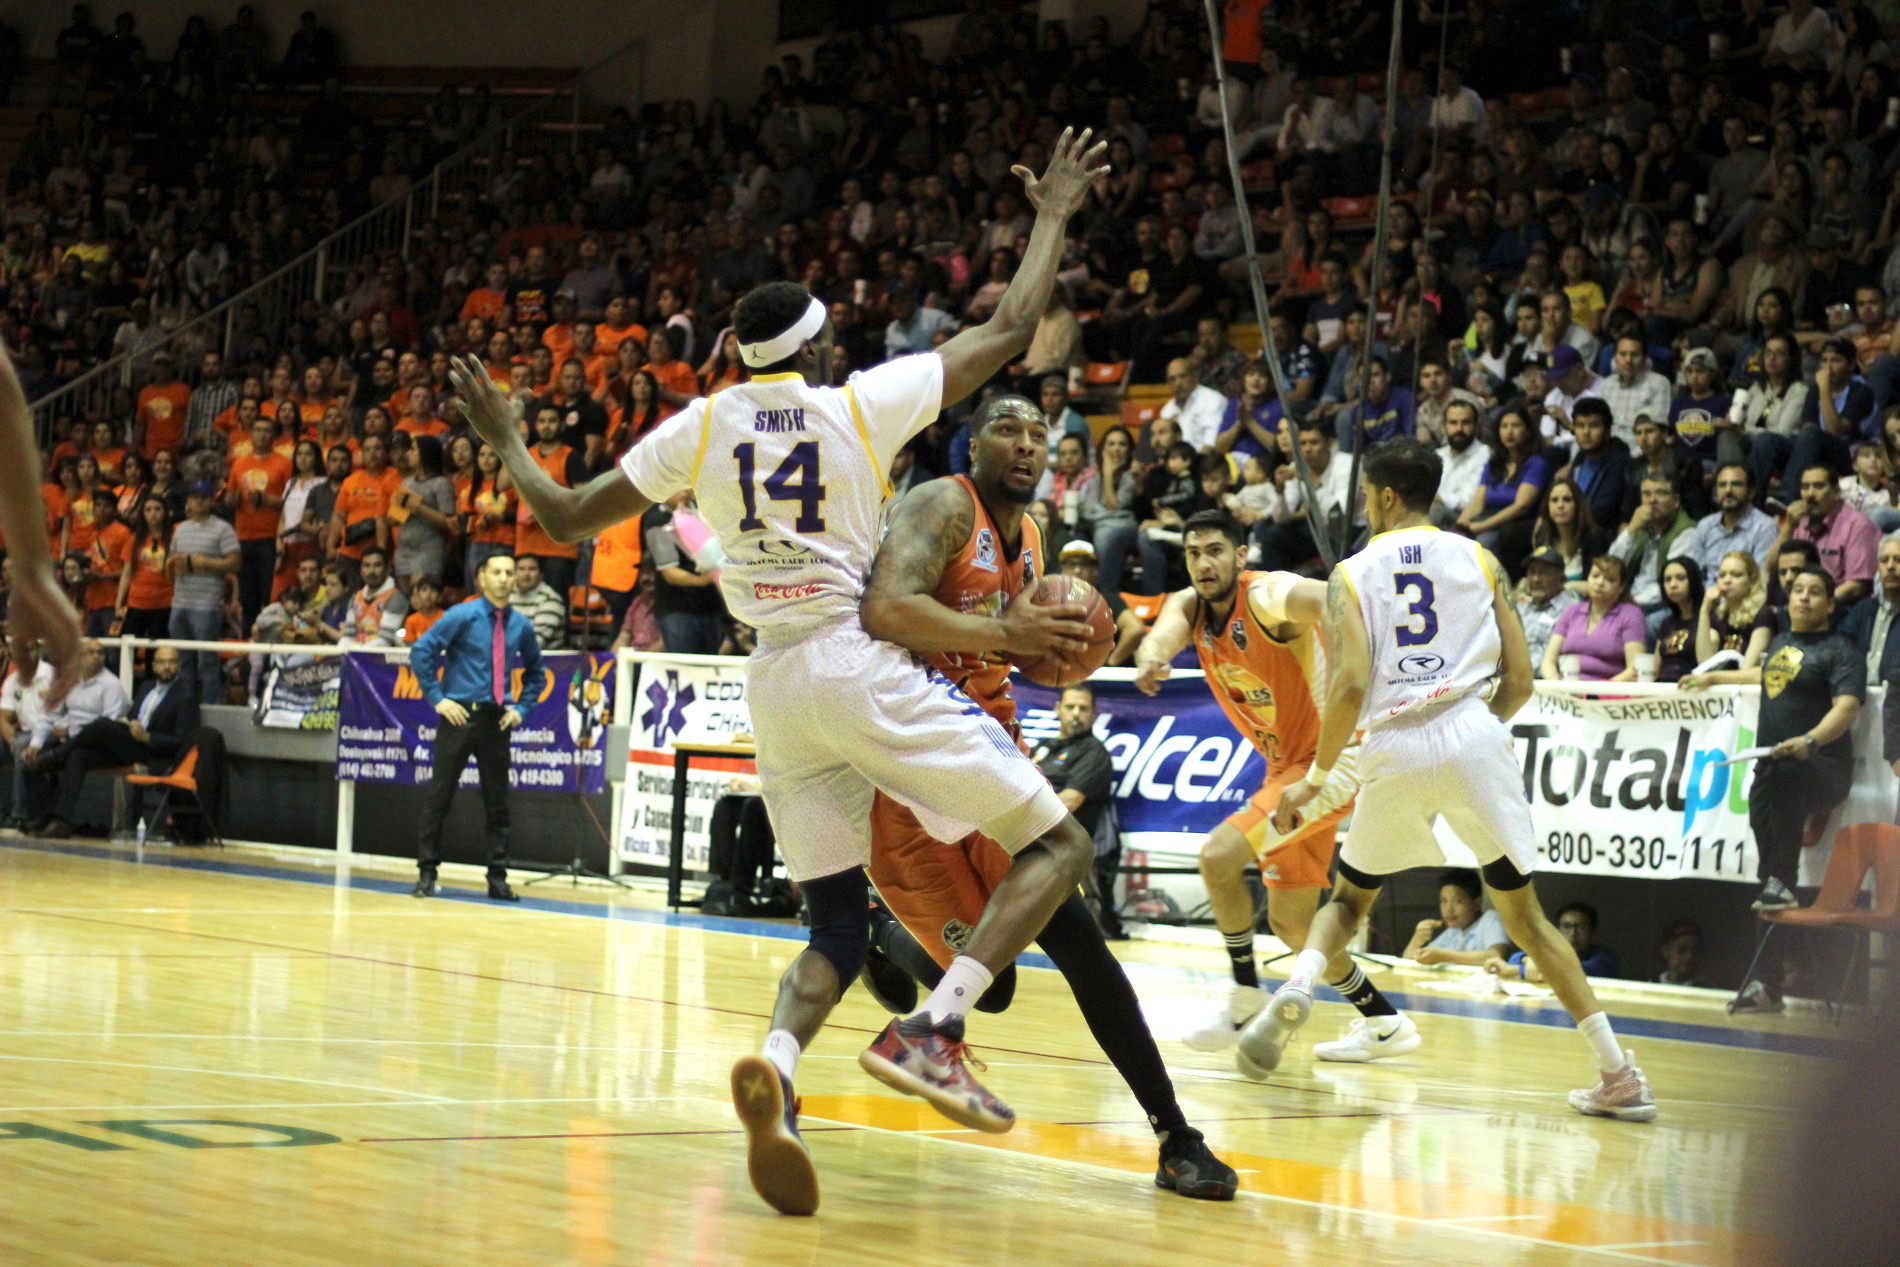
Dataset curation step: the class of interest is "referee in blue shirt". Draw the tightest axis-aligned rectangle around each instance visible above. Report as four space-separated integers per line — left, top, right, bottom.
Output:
409 554 547 900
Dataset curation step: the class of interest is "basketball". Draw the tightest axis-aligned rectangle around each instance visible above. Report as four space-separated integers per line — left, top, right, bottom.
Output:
1012 574 1115 687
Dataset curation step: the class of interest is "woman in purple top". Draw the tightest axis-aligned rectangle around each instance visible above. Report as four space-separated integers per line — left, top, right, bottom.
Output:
1457 405 1551 578
1214 360 1284 459
1542 554 1648 680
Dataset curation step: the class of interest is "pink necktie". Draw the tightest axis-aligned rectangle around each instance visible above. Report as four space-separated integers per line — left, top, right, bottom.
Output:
492 608 507 705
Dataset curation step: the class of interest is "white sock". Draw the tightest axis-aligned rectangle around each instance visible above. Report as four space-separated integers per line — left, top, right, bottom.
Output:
1577 1012 1626 1074
1288 948 1329 987
762 1029 800 1083
920 955 994 1023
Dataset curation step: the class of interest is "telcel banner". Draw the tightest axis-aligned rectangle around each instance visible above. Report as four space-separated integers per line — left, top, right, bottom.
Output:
337 652 615 793
618 657 755 868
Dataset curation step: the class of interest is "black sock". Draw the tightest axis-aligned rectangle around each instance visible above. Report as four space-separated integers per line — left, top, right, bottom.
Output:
1335 965 1398 1019
1223 929 1258 989
1038 894 1190 1137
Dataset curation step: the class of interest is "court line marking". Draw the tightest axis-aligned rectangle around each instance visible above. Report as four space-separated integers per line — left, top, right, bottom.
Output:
1593 1243 1706 1251
793 1105 1736 1267
0 1095 724 1113
0 835 1849 1058
2 856 1768 1262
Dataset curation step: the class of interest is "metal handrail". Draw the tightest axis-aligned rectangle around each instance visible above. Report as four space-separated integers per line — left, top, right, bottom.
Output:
30 34 646 440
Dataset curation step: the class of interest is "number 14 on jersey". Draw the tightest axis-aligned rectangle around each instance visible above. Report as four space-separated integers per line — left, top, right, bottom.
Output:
735 441 827 533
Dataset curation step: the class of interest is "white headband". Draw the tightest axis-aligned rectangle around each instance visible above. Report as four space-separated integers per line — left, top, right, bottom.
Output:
739 296 827 368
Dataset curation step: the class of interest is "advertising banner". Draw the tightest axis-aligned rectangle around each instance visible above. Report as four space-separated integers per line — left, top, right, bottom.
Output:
253 657 341 730
336 652 615 793
618 658 756 868
614 655 1896 888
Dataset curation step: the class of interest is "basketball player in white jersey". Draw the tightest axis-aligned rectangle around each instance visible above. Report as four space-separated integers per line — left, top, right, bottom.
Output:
1260 438 1658 1122
448 128 1115 1213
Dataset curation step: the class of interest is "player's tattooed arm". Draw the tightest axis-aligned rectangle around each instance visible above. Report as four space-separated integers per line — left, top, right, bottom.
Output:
1315 567 1369 769
860 481 990 655
1481 545 1535 720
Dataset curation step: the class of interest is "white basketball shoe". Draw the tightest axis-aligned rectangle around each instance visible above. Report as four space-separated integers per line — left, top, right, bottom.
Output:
1182 984 1266 1052
1234 981 1314 1079
1313 1014 1422 1063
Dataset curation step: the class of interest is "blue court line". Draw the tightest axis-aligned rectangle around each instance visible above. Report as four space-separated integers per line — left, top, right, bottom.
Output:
0 836 1845 1059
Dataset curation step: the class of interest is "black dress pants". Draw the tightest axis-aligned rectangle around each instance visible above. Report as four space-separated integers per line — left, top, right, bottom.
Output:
1750 751 1853 888
37 718 150 826
415 703 512 879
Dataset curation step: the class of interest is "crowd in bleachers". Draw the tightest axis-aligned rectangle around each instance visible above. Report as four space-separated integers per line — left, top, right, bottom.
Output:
9 0 1900 696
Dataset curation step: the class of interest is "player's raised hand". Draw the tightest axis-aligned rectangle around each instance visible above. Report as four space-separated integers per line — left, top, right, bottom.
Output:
998 586 1091 661
448 355 523 452
1012 127 1112 221
1133 653 1171 696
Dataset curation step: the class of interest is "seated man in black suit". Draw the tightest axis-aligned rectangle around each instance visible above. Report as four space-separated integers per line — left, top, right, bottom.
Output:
34 645 198 838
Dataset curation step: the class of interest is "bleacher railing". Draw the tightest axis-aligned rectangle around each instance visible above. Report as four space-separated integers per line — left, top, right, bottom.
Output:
30 35 645 441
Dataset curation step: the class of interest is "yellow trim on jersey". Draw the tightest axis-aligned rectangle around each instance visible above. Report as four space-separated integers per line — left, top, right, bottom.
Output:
688 404 713 485
751 372 804 384
1335 563 1360 605
844 384 894 499
1468 535 1505 597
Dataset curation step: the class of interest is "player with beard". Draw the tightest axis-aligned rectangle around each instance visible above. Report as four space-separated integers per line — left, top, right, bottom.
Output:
1133 509 1417 1075
857 395 1238 1201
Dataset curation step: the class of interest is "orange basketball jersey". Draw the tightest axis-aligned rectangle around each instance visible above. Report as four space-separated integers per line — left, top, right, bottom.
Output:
925 475 1043 740
1193 570 1327 771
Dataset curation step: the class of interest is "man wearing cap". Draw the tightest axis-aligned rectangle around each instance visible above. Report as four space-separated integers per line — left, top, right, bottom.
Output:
1670 347 1739 472
167 481 241 704
1539 343 1602 452
1517 547 1580 671
1058 539 1145 665
1594 335 1672 446
135 351 191 459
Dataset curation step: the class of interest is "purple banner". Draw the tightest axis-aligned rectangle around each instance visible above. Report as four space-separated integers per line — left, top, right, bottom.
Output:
1013 673 1266 839
337 652 616 794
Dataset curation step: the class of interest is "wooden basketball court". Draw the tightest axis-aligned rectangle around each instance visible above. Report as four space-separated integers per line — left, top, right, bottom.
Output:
0 837 1819 1265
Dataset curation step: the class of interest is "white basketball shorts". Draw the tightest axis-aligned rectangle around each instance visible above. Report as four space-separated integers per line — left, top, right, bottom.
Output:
1340 698 1538 879
746 621 1060 881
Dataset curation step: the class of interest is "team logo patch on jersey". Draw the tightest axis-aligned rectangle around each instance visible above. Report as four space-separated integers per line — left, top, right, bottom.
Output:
1230 618 1248 651
972 528 998 572
759 538 814 559
1022 549 1036 586
1398 652 1446 676
942 919 974 952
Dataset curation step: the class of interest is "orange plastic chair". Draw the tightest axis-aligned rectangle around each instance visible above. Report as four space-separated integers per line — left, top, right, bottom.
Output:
1081 361 1132 393
1732 822 1900 1019
124 746 221 847
1119 401 1162 432
1120 592 1166 624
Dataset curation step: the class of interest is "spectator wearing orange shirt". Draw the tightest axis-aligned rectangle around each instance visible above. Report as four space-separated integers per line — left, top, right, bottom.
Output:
298 365 335 429
115 495 174 640
401 576 445 644
592 295 648 360
327 432 400 586
517 404 589 595
541 290 581 366
591 514 644 630
459 261 510 325
213 376 265 442
606 369 665 456
1849 284 1898 408
226 414 293 630
64 455 105 556
395 383 449 438
461 443 516 591
82 497 133 635
264 399 302 458
481 329 517 387
573 322 614 395
311 406 356 466
134 352 191 458
647 328 699 412
87 419 126 483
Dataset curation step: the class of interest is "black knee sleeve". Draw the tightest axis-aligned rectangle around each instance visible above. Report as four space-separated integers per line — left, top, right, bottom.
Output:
1481 856 1532 892
800 868 870 991
1336 858 1386 891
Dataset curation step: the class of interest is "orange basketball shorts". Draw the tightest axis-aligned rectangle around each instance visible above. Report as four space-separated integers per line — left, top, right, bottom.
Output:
1223 753 1359 890
867 791 1013 970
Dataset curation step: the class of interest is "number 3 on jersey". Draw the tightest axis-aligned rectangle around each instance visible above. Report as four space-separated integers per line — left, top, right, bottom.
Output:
735 441 827 533
1392 571 1438 646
